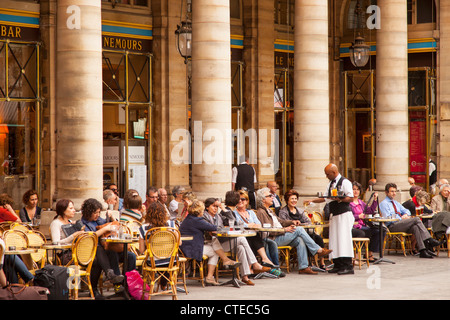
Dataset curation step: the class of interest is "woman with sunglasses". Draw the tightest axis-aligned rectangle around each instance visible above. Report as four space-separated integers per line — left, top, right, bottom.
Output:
234 191 281 271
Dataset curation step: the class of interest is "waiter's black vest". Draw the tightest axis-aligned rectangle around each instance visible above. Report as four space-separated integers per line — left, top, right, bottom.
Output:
328 176 351 216
235 163 255 192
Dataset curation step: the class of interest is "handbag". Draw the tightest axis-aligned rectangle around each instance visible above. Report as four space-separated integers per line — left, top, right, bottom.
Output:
97 221 124 253
0 284 49 300
61 220 85 237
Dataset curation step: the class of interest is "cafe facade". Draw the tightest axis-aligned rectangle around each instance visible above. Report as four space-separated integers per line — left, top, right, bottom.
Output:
0 0 445 209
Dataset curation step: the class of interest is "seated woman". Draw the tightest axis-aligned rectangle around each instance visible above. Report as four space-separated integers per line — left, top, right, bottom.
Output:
80 198 133 299
180 191 196 221
50 199 85 264
232 192 281 271
179 199 239 286
0 193 21 223
255 188 332 275
218 191 280 284
279 189 327 270
120 189 145 223
138 201 180 289
350 181 384 262
19 189 42 224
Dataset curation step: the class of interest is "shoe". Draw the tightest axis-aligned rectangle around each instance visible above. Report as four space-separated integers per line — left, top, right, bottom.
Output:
426 238 442 248
242 279 255 286
327 267 341 274
254 266 271 274
298 267 318 275
105 270 124 284
223 261 241 269
337 268 355 275
205 277 220 286
317 248 333 258
94 289 106 300
268 268 282 277
419 249 433 258
261 261 279 268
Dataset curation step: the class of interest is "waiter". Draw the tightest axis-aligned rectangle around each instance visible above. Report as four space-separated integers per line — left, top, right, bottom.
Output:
304 163 354 275
232 156 257 209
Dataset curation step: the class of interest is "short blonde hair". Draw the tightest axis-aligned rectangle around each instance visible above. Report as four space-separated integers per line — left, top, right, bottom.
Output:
187 199 205 217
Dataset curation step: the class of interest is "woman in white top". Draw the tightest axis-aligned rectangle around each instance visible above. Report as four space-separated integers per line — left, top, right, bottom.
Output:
50 199 84 245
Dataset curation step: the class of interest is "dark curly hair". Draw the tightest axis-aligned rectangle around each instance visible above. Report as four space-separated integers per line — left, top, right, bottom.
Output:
22 189 38 205
284 189 300 204
81 198 103 220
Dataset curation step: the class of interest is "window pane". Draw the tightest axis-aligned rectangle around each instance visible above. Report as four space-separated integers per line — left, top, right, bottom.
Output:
416 0 435 24
0 101 37 209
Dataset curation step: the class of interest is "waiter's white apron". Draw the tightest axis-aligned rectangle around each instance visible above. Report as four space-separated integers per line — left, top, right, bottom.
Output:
328 211 354 259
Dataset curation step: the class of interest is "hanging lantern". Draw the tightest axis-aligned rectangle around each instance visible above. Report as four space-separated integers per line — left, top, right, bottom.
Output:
175 20 192 63
349 35 370 68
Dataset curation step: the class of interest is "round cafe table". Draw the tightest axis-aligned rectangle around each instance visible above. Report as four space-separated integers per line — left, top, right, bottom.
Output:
104 237 138 300
212 230 256 288
364 216 399 264
42 243 72 265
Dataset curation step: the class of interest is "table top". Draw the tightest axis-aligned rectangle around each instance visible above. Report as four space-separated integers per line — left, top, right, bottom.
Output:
300 223 329 228
213 230 257 238
364 216 399 222
245 226 285 232
5 248 38 255
104 237 138 243
418 214 434 219
42 243 72 250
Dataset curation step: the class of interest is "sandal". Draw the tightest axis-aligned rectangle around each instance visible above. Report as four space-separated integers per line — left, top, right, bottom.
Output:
205 277 220 286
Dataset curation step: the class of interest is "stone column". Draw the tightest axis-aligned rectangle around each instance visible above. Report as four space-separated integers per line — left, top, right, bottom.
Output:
55 0 103 209
191 0 232 200
293 0 330 196
438 1 450 181
375 0 409 198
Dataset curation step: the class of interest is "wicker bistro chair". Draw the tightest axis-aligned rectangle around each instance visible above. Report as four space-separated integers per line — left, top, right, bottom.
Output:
352 237 370 269
383 230 413 256
65 232 98 300
141 227 180 300
9 222 32 233
2 229 28 250
278 245 295 273
25 230 47 273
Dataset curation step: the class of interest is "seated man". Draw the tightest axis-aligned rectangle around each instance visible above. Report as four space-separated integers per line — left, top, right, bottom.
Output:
431 183 450 212
379 183 441 259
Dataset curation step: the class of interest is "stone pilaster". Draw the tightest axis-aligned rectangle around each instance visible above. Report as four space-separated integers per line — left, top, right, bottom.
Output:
55 0 103 209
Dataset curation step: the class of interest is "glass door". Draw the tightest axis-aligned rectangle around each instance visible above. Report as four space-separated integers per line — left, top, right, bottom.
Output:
102 49 152 196
0 40 41 209
274 68 294 194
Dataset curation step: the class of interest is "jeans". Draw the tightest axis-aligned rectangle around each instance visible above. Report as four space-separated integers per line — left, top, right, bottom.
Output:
263 238 279 266
4 255 34 283
274 227 320 270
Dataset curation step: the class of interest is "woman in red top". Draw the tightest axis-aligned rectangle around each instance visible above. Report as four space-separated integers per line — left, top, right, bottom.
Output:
0 193 20 223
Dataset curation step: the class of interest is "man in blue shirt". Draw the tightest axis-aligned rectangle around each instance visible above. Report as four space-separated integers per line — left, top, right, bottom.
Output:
379 183 441 258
